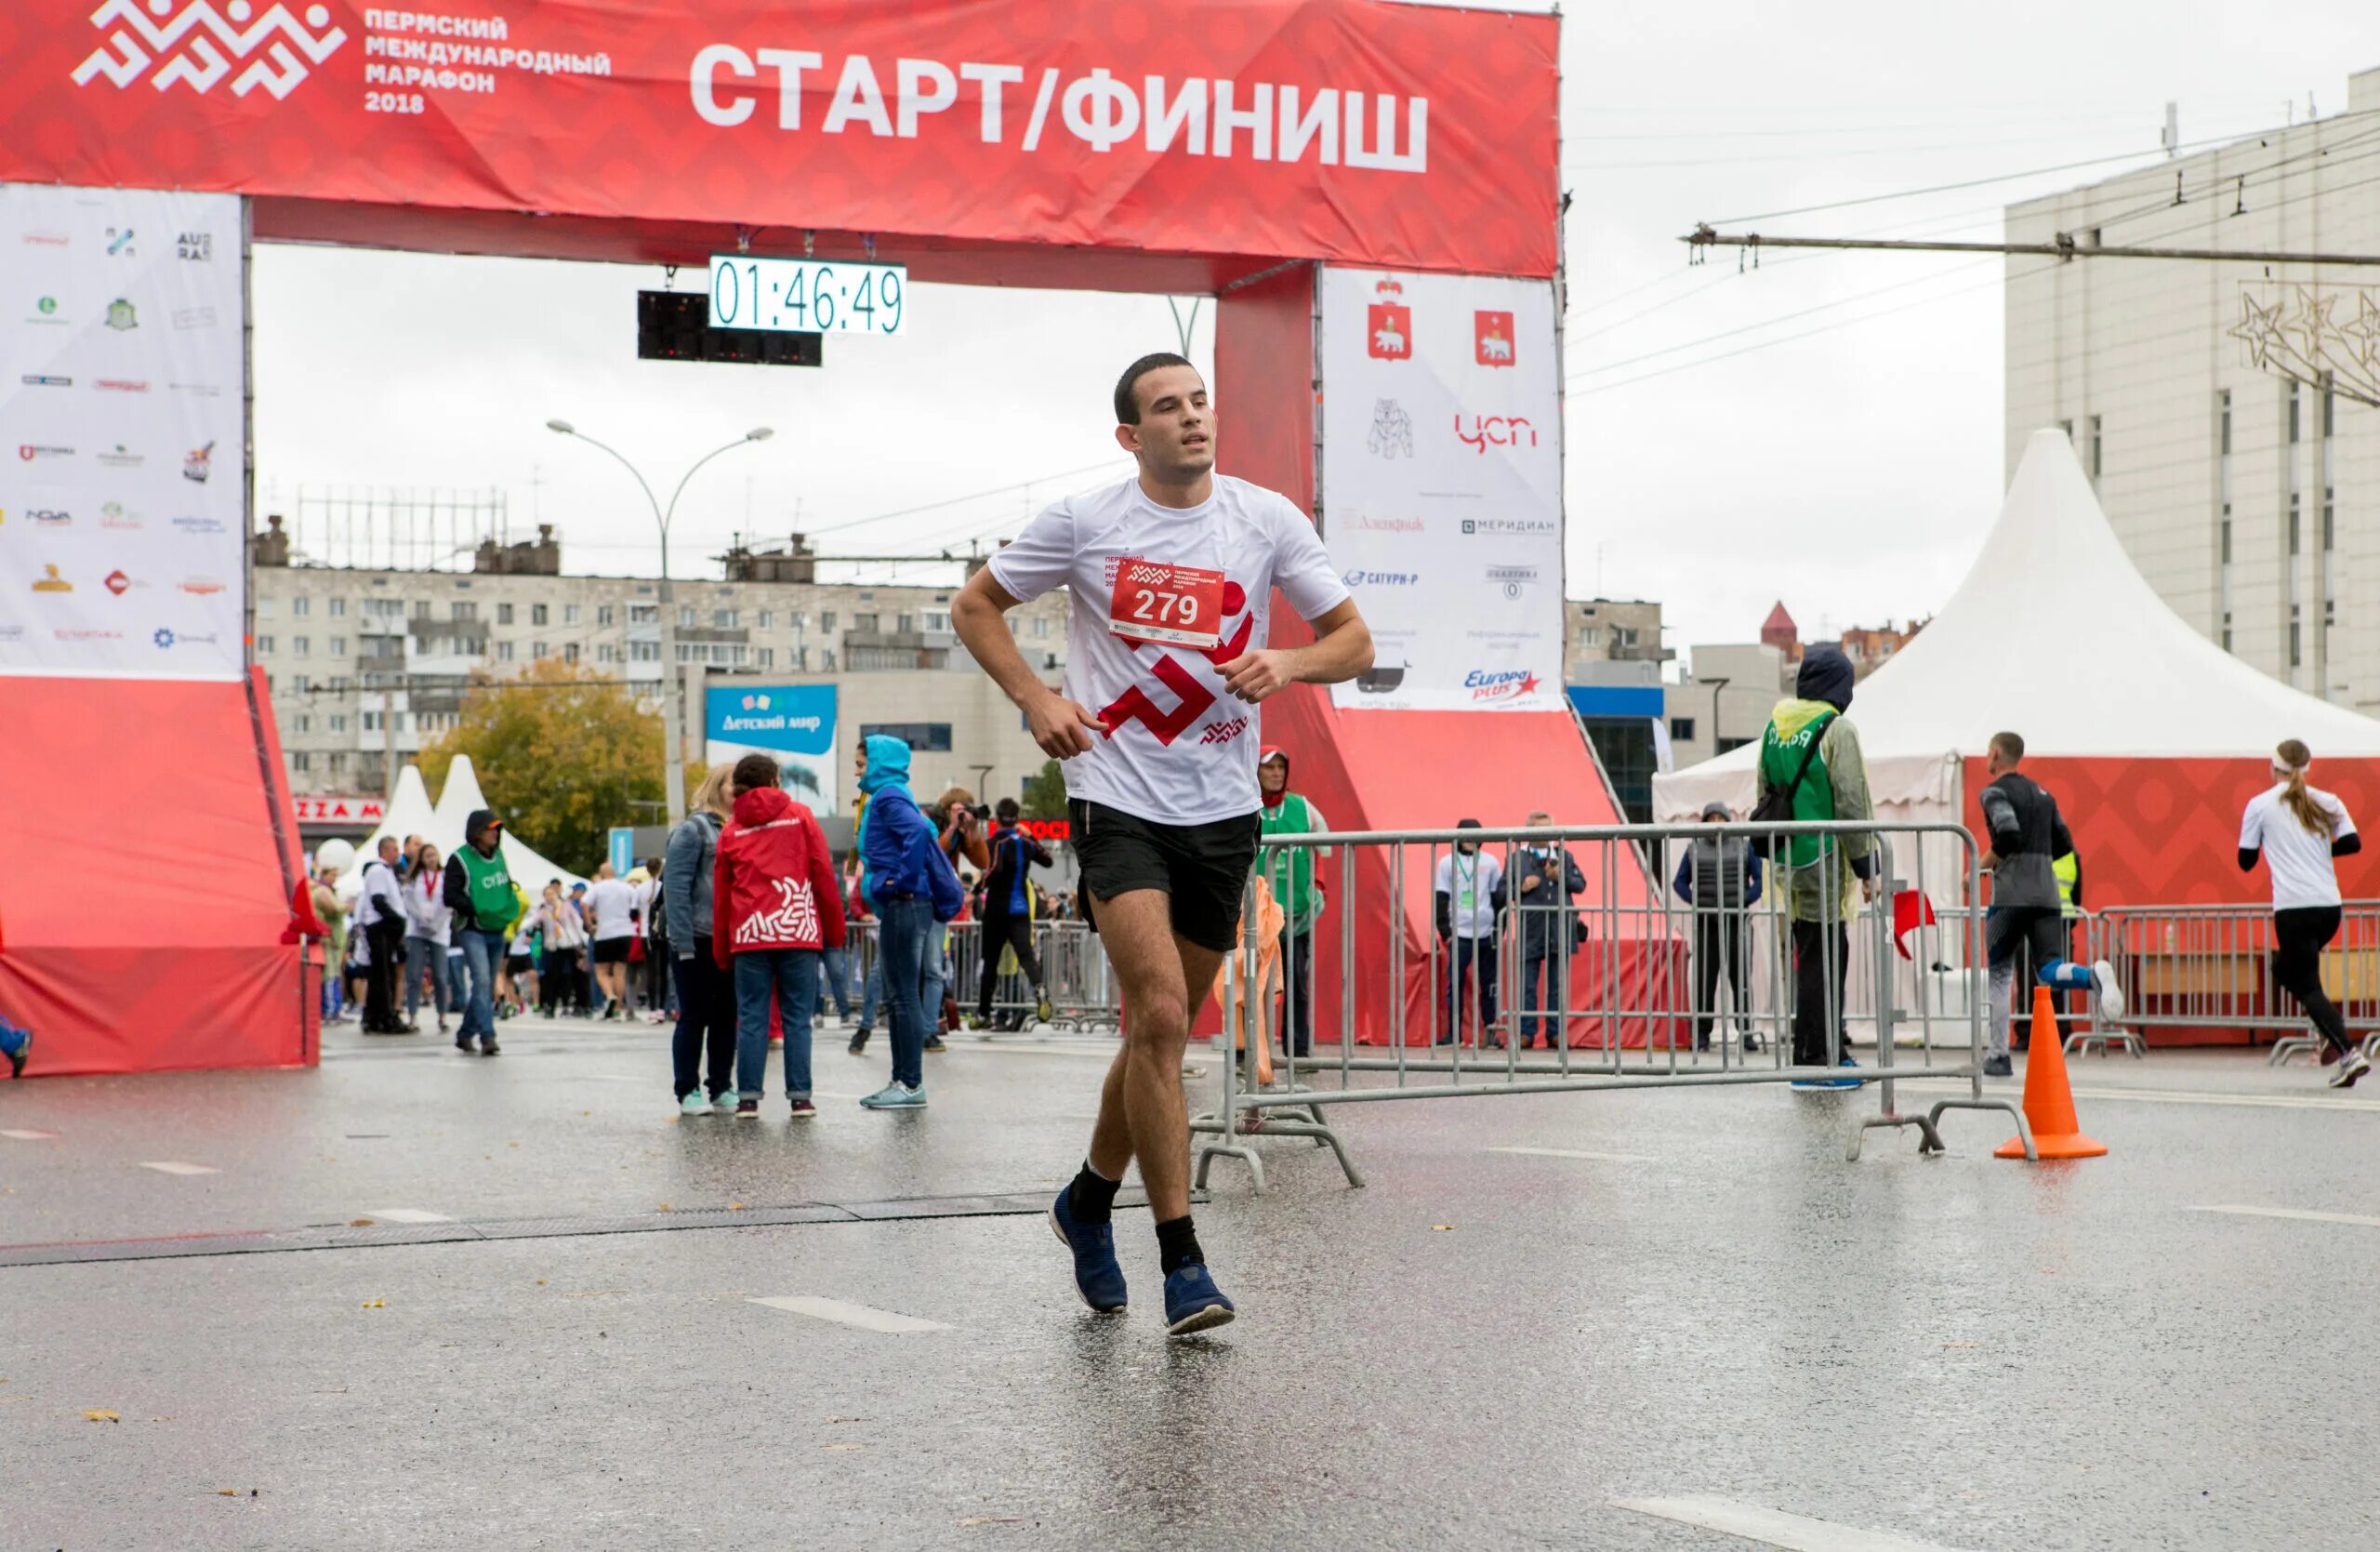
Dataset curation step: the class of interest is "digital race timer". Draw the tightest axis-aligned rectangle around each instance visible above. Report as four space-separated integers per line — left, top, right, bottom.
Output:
706 255 906 336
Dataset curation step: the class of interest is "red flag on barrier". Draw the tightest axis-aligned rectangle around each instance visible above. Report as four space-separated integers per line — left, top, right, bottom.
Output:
1891 890 1937 960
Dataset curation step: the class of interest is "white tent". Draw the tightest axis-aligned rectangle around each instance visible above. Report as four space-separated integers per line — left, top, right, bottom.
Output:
1656 428 2380 841
340 754 586 895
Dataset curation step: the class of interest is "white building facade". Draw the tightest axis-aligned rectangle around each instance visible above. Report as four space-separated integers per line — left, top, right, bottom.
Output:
2006 67 2380 710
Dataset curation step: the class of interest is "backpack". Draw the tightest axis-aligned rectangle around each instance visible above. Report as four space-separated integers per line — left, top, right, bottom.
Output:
1748 713 1835 859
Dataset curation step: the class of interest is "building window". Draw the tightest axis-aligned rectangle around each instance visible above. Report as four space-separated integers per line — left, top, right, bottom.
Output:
630 640 660 662
896 613 914 634
528 603 547 627
329 713 348 733
1032 617 1050 639
2290 497 2301 558
411 599 430 618
452 601 477 622
1670 717 1696 741
294 714 311 734
854 613 879 632
497 641 515 662
2087 415 2102 479
497 603 514 625
363 710 381 732
713 608 738 629
678 605 696 629
2289 382 2301 444
922 609 949 634
291 751 311 772
598 604 615 627
563 604 580 625
329 676 350 693
367 597 404 619
2219 390 2231 456
328 597 347 617
292 636 311 657
2290 606 2303 669
256 634 275 654
2222 614 2232 653
1715 736 1752 756
757 647 774 669
821 611 837 630
628 604 657 625
598 643 619 664
329 751 348 774
1577 626 1601 648
860 722 954 752
759 611 774 630
532 642 549 659
292 596 310 617
563 643 579 665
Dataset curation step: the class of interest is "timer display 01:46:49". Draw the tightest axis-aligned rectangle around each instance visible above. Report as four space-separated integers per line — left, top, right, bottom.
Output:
707 256 906 337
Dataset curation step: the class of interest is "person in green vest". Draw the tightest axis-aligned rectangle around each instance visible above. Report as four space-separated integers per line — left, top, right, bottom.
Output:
441 808 524 1057
1752 645 1877 1089
1257 748 1329 1058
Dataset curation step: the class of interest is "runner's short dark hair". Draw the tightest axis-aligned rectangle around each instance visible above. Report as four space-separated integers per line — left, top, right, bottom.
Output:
732 752 780 791
996 797 1020 822
1990 731 2025 763
1115 352 1195 425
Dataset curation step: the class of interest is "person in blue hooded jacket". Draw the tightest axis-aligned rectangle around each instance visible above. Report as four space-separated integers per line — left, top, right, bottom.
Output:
856 734 964 1108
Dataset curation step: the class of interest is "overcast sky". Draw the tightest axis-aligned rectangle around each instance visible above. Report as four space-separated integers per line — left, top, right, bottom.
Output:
251 1 2378 665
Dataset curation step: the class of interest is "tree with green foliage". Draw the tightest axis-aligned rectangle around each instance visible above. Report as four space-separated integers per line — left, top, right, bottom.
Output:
416 657 700 875
1020 758 1068 822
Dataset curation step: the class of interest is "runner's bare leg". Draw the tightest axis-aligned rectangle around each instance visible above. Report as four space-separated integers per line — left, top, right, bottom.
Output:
1086 889 1226 1221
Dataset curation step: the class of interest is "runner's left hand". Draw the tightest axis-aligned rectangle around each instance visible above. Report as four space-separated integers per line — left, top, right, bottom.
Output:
1220 649 1294 703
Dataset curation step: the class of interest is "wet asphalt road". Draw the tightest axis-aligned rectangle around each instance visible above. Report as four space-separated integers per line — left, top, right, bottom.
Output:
1 1015 2373 1551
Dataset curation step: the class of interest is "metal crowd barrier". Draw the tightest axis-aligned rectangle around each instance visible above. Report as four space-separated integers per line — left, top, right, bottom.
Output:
2096 901 2380 1065
836 917 1123 1038
1190 818 2034 1193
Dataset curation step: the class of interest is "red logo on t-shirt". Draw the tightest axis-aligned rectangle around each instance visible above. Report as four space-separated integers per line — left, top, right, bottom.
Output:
1098 580 1255 744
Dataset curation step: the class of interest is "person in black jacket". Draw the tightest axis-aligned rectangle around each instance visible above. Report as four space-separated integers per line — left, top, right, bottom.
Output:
1511 811 1585 1051
1672 802 1765 1054
971 799 1057 1029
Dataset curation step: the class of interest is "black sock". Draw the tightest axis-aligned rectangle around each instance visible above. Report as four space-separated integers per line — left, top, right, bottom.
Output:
1155 1214 1205 1275
1069 1161 1121 1226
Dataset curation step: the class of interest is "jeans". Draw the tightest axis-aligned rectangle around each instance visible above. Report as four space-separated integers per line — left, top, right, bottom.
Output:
1441 935 1498 1043
859 952 883 1031
363 918 405 1029
455 928 503 1043
1692 912 1752 1047
734 948 819 1101
877 896 933 1089
323 952 347 1021
403 935 452 1020
672 937 735 1099
1791 918 1848 1067
1277 928 1313 1056
921 922 949 1033
1517 949 1560 1046
821 945 856 1018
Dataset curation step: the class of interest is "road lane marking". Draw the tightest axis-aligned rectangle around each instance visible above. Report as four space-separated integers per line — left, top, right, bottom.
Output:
1612 1495 1980 1552
2190 1205 2380 1229
138 1161 218 1175
364 1208 454 1224
747 1295 948 1333
1898 1078 2380 1114
1 1129 59 1141
1488 1146 1653 1164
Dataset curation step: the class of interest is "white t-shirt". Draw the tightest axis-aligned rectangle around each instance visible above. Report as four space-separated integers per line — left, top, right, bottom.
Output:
1434 850 1504 938
987 474 1349 826
2241 782 2357 910
586 878 637 941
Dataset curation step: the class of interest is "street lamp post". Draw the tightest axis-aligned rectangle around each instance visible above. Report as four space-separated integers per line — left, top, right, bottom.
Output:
546 420 774 824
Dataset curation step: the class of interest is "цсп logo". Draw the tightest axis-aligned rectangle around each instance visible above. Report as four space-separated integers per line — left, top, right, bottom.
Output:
73 0 349 100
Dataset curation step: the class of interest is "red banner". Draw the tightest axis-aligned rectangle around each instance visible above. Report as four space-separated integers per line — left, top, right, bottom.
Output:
2 1 1558 278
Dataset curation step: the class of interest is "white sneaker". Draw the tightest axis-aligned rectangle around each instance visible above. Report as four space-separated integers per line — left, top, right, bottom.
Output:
2093 960 2125 1026
2329 1052 2370 1090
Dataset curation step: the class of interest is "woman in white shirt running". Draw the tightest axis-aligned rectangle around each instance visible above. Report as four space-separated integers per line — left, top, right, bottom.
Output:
2240 739 2369 1088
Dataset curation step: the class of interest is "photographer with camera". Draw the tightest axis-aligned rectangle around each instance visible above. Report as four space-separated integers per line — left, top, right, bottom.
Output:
927 788 992 1051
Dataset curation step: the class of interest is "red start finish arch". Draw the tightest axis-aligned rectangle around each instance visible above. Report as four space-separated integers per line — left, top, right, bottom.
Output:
0 1 1651 1073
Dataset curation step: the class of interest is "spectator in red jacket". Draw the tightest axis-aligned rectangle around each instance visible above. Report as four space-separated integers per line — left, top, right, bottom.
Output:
713 752 847 1120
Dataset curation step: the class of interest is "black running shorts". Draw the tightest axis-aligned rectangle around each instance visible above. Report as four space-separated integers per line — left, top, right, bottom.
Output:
1069 798 1260 954
504 953 535 975
591 937 632 965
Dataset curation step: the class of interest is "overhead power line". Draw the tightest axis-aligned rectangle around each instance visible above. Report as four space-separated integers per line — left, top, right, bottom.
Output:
1682 226 2380 268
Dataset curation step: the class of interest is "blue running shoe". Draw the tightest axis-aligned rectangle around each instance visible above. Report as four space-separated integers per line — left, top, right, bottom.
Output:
1048 1187 1128 1313
0 1018 29 1079
1824 1055 1862 1091
1162 1264 1236 1336
858 1081 926 1109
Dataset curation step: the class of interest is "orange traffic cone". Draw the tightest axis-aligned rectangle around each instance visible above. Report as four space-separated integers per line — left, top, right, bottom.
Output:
1996 984 2108 1160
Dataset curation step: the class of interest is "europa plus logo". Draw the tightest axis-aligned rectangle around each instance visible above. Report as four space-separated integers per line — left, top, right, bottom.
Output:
73 0 349 100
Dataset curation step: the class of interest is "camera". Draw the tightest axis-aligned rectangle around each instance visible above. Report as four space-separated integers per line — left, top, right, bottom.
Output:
967 803 993 822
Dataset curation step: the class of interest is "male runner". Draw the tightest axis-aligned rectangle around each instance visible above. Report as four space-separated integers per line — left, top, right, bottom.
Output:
951 352 1373 1336
1977 731 2124 1076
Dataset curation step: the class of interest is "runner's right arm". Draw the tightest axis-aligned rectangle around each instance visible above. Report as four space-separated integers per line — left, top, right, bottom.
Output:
952 569 1104 758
